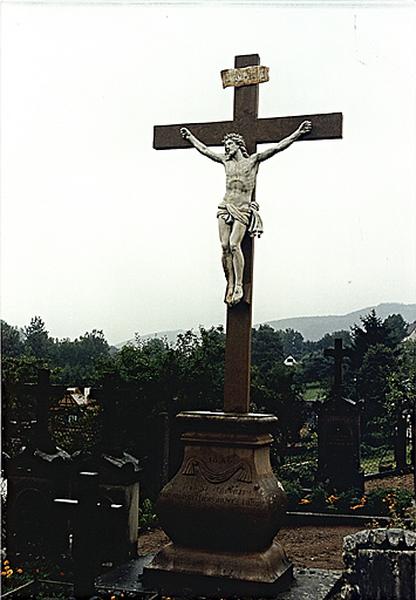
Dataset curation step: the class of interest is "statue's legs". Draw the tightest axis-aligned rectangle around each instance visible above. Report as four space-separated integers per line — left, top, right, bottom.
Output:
218 219 234 305
229 221 246 305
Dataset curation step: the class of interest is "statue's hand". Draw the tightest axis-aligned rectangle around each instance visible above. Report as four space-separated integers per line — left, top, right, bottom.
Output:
180 127 191 140
298 120 312 136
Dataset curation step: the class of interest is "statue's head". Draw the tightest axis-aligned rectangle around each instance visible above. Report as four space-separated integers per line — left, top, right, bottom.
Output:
223 133 249 158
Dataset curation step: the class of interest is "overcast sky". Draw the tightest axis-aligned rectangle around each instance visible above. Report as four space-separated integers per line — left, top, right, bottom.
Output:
1 1 415 344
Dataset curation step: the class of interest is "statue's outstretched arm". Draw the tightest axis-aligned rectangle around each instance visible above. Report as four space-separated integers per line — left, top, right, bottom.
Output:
256 120 312 163
180 128 224 163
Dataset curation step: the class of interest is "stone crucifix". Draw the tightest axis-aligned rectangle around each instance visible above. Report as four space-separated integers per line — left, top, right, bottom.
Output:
179 121 312 307
324 337 351 396
154 54 342 413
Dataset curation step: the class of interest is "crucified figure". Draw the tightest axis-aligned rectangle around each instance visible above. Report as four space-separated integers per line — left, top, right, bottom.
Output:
180 120 312 306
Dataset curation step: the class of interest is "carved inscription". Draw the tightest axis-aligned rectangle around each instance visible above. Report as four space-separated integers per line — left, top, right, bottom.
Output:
220 65 269 88
182 457 252 484
325 417 354 448
169 481 259 509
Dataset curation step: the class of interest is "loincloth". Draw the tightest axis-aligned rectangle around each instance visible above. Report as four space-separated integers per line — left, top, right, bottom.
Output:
217 201 263 238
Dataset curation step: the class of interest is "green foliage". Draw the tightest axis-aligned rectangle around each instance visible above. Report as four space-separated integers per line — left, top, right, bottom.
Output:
298 351 333 386
280 479 304 506
386 339 416 417
306 330 352 353
1 556 69 599
174 326 225 411
357 343 397 423
364 488 413 517
22 316 54 360
351 310 387 368
384 314 409 347
252 324 284 373
279 328 305 359
1 320 23 356
279 458 317 487
139 498 158 529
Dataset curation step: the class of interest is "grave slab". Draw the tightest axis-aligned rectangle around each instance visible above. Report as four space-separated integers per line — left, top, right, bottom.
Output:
98 556 341 599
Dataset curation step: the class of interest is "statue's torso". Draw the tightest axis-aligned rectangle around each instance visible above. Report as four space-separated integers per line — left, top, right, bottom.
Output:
223 156 259 207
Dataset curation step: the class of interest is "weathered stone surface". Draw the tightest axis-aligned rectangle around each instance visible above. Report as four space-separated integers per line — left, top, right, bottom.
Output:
275 568 341 600
221 65 270 88
99 559 340 599
405 530 416 548
144 411 293 596
338 528 416 600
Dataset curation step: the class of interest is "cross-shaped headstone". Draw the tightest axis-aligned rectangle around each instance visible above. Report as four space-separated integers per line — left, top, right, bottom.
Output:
324 337 350 394
154 54 342 413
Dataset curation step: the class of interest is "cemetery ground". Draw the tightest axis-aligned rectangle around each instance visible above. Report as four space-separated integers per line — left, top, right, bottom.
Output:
138 472 415 572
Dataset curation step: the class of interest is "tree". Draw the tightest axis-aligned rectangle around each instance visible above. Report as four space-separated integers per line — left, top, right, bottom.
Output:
383 314 408 348
22 316 54 360
251 325 284 374
1 320 23 357
174 327 225 412
279 328 305 359
250 325 307 446
351 310 387 369
357 343 397 438
298 351 333 386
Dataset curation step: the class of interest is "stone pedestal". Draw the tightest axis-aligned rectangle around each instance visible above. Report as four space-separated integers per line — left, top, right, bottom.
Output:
144 411 293 597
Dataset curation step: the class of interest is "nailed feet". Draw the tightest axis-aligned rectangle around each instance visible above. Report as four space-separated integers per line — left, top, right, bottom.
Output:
225 284 244 307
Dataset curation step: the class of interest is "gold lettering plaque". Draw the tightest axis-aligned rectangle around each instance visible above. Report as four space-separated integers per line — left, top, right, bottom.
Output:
221 65 269 89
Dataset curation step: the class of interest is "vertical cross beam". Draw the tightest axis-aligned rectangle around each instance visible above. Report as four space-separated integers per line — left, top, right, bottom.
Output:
153 53 342 415
223 54 259 413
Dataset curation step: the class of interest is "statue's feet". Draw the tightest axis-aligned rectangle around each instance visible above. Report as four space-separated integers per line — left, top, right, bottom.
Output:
231 284 243 306
225 284 234 306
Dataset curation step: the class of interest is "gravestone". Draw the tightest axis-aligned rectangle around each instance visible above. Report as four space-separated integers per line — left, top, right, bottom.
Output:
144 53 342 597
4 370 141 567
339 528 416 600
318 339 364 492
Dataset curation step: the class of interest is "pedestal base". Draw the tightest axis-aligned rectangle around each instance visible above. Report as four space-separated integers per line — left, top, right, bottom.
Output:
145 538 293 597
143 411 293 597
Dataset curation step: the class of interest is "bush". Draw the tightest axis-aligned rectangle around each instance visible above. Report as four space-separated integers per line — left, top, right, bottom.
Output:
281 480 304 508
278 458 317 487
363 488 414 517
139 498 158 530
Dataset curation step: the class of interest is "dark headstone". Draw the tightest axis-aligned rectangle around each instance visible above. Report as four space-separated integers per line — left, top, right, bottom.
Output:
318 339 364 492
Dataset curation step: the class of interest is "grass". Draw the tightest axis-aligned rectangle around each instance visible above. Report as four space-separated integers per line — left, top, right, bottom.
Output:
303 383 325 401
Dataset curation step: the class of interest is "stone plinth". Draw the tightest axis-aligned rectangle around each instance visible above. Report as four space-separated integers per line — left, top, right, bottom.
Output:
340 528 416 600
144 411 293 597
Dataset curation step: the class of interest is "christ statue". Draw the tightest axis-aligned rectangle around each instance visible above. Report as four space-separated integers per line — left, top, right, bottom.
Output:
180 120 312 306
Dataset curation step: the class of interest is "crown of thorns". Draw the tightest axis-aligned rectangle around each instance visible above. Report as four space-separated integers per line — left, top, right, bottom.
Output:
223 133 249 157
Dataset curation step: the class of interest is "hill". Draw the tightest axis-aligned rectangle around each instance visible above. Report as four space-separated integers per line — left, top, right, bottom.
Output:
263 302 416 341
116 302 416 347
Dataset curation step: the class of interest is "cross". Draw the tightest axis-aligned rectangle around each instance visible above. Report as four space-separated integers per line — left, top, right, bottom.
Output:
324 338 350 393
154 54 342 413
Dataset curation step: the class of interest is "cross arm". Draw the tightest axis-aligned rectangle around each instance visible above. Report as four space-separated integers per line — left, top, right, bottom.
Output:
256 112 342 143
154 120 234 150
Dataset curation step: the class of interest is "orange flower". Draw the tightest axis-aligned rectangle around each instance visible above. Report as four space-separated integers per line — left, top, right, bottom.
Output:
326 495 340 505
16 568 23 574
299 498 312 505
